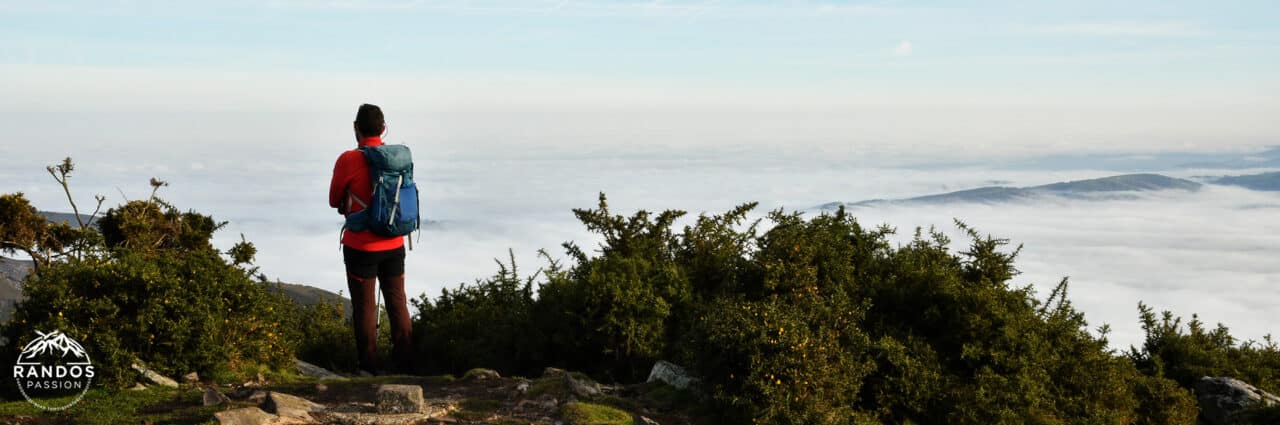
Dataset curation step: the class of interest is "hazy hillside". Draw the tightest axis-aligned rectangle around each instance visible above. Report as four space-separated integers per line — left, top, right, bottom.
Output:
827 173 1203 209
267 280 352 318
0 257 29 322
39 211 97 226
1210 171 1280 191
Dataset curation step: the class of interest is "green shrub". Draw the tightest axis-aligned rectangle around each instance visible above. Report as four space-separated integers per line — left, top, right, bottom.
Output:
290 292 359 373
1129 303 1280 394
0 164 297 389
412 250 541 376
400 194 1245 424
534 194 691 382
1131 375 1198 425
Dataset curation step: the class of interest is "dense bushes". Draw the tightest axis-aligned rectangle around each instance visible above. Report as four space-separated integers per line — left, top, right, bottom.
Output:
0 162 298 389
412 251 541 376
5 159 1275 423
407 194 1230 423
1129 304 1280 394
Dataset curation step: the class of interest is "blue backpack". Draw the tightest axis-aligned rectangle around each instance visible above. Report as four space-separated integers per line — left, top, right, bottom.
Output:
344 144 420 239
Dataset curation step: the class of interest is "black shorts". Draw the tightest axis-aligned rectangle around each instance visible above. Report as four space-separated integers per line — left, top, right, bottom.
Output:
343 246 406 279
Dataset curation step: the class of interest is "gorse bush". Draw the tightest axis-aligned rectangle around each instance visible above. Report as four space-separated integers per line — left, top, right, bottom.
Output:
412 194 1217 424
1129 303 1280 394
412 250 541 376
0 160 297 389
290 293 357 373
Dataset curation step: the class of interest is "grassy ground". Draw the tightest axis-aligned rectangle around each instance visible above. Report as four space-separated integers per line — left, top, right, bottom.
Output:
0 373 699 424
0 387 220 425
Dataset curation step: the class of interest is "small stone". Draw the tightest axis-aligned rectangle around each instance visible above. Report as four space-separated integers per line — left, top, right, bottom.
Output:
516 381 531 394
263 391 325 419
462 368 501 380
639 416 661 425
130 383 148 391
246 390 268 403
535 394 559 410
646 360 697 390
315 383 328 393
213 407 277 425
130 361 179 388
295 358 347 380
182 372 199 383
376 384 425 414
202 387 230 406
564 373 600 398
542 367 567 378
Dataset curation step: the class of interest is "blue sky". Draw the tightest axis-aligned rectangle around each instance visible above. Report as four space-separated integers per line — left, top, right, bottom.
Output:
1 0 1277 158
3 1 1276 89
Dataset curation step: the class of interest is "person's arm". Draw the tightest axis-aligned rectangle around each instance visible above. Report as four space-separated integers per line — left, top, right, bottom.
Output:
329 152 351 214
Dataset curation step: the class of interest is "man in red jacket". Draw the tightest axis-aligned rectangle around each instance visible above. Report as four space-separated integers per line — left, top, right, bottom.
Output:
329 104 413 375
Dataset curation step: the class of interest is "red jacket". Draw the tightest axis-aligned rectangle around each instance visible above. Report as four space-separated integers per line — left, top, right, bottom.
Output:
329 136 406 251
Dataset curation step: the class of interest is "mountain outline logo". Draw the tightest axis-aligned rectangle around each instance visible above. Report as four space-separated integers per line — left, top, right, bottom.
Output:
16 330 91 365
12 329 95 411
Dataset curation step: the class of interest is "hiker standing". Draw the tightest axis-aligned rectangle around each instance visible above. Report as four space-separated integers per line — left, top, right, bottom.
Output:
328 103 420 375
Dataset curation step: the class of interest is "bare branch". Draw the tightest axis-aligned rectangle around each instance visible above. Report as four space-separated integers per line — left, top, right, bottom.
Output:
48 157 85 229
86 195 106 226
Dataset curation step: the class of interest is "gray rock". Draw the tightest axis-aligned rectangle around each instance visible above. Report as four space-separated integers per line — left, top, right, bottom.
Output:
263 391 325 420
322 398 456 423
542 367 567 378
203 387 230 406
376 384 425 414
646 360 697 390
1195 376 1280 425
214 407 277 425
130 361 179 388
182 372 200 383
462 368 500 380
295 358 347 380
246 390 269 403
564 373 600 398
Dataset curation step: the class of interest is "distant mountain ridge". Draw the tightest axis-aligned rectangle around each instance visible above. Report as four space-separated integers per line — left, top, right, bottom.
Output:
822 173 1204 209
1208 171 1280 191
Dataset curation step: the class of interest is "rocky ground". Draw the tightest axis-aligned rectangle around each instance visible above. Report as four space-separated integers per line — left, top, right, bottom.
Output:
211 366 695 425
0 362 702 425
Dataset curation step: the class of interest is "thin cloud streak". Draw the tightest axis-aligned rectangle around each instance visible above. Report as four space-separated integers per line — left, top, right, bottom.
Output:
1041 21 1209 37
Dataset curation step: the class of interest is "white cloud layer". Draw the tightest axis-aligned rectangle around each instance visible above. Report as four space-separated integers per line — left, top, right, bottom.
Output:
4 148 1276 351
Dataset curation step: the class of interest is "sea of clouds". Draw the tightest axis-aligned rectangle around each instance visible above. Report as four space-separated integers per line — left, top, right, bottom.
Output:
3 143 1276 350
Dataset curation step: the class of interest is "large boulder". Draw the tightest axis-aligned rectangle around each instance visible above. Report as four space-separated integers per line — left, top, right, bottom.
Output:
130 361 179 388
214 407 278 425
294 358 347 380
376 384 425 414
1195 376 1280 425
263 391 325 420
647 360 696 390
